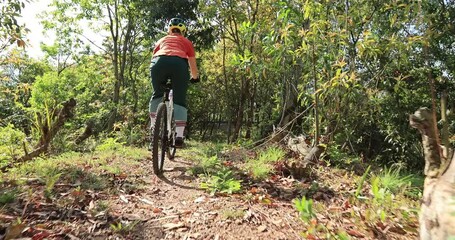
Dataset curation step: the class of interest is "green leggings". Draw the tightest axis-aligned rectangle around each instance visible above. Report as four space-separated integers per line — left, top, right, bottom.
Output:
149 56 189 121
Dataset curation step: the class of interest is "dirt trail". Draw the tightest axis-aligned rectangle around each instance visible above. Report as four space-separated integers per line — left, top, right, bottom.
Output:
0 146 420 240
124 157 305 240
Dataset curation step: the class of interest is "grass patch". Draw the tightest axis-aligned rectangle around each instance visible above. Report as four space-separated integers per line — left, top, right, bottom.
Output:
245 160 273 180
90 200 110 217
257 146 285 164
187 155 220 176
44 172 62 198
95 137 125 152
244 146 285 180
373 166 423 196
2 146 149 195
347 165 422 225
180 140 229 162
291 163 421 238
221 209 245 220
0 188 18 205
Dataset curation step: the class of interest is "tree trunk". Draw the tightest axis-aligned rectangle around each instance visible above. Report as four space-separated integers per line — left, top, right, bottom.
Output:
245 78 256 139
409 107 455 239
312 43 320 146
231 77 247 142
74 120 95 144
106 1 121 131
221 34 232 144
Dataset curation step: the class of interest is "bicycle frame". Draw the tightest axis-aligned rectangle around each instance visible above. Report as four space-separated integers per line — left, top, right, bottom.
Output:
165 89 174 141
162 81 175 143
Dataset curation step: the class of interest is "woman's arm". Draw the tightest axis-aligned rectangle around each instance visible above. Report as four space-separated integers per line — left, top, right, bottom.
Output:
188 57 199 79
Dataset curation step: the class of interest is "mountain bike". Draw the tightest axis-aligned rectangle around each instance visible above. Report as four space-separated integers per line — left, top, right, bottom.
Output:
151 79 177 175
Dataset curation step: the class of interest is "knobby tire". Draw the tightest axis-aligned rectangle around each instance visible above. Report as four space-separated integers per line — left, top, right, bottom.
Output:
152 103 167 175
167 114 176 160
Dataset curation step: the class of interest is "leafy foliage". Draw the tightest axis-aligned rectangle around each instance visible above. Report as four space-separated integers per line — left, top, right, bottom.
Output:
0 0 27 48
0 124 26 165
30 72 71 111
293 196 316 223
200 167 242 195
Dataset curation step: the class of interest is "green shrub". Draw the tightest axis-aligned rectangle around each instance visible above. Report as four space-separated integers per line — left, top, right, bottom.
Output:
293 196 316 223
200 168 242 195
0 124 26 165
201 142 227 157
114 122 146 146
30 72 71 111
324 144 361 167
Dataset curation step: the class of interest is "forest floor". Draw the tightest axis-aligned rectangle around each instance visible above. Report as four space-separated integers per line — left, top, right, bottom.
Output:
0 141 421 240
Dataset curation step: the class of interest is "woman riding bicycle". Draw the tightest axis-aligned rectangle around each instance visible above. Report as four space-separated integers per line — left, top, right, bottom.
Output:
149 17 199 147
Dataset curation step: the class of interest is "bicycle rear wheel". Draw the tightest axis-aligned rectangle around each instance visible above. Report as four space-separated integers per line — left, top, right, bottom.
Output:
151 103 167 175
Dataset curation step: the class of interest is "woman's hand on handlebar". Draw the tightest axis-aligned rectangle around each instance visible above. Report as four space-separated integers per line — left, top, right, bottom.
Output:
190 77 200 83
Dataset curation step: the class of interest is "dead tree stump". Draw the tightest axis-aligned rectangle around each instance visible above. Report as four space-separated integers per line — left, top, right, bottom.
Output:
410 107 455 239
